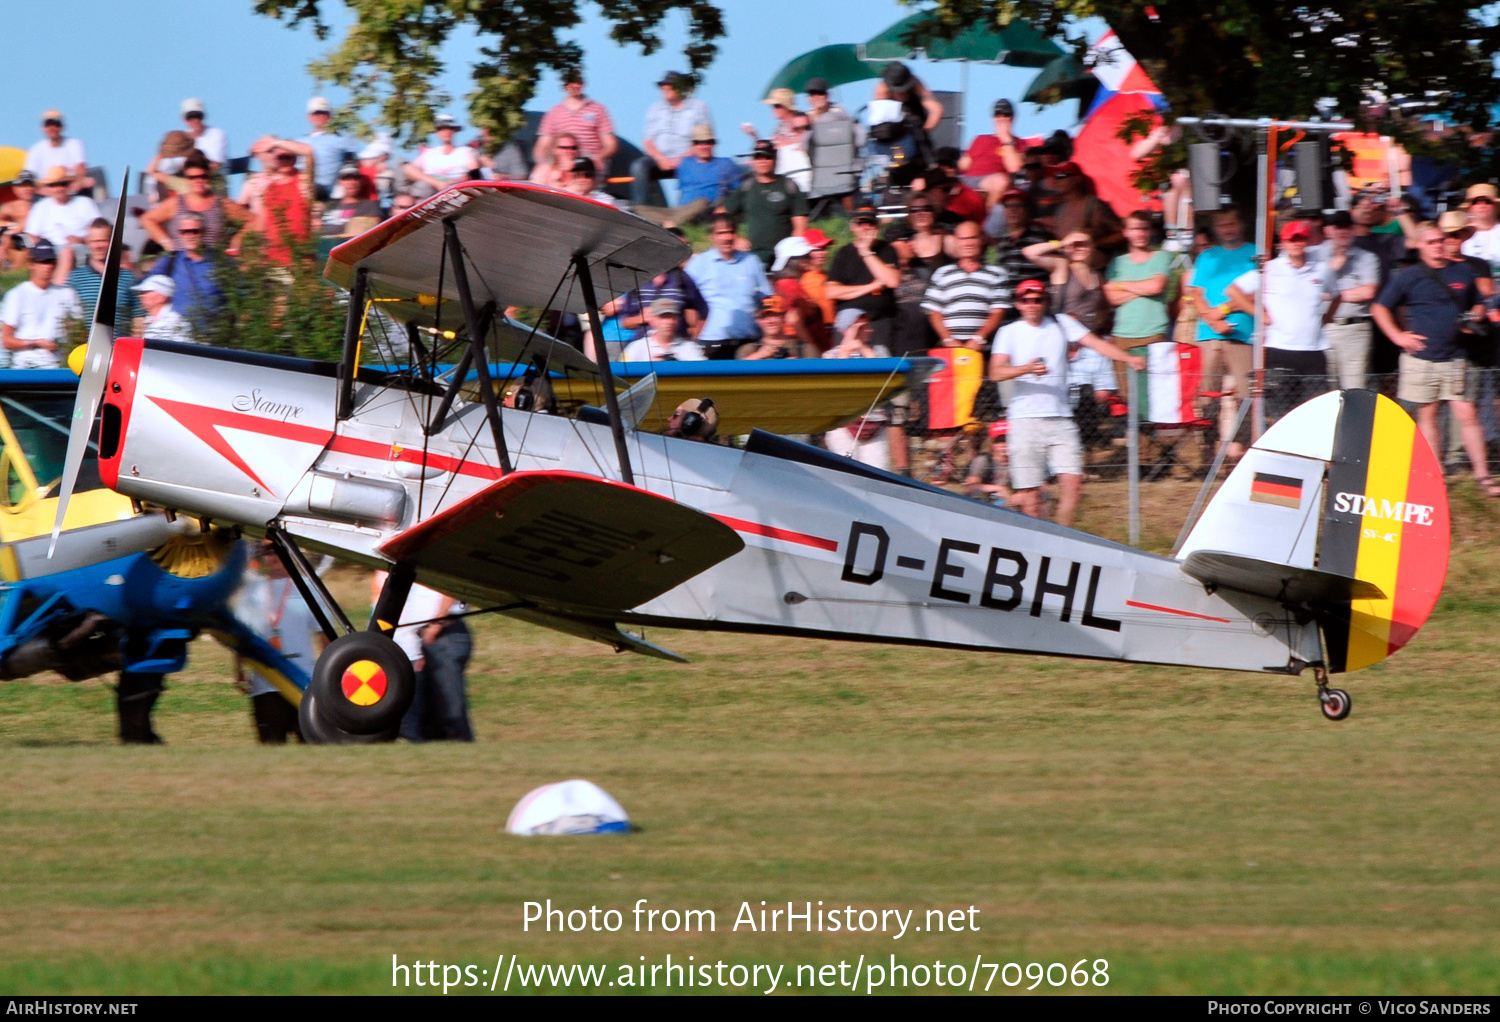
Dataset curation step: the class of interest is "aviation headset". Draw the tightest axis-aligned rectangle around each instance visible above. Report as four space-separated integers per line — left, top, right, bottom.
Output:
677 397 717 440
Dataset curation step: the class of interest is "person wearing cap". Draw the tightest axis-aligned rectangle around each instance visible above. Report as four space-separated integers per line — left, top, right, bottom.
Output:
179 99 227 169
132 274 194 344
871 62 944 185
1461 183 1500 277
355 137 397 208
685 213 771 358
959 99 1027 208
1439 210 1495 297
561 156 617 206
405 114 480 198
68 218 140 340
738 295 819 360
721 140 808 269
621 298 707 362
989 278 1143 526
922 220 1007 351
986 189 1055 309
1226 219 1339 420
1372 221 1496 492
634 72 713 208
1037 161 1121 251
24 111 90 195
825 206 901 350
320 163 384 237
0 240 80 369
535 69 617 176
920 169 986 231
0 172 37 271
673 124 744 210
299 97 356 201
145 130 200 198
743 88 810 191
601 256 707 346
1309 210 1382 390
24 167 100 283
963 421 1013 504
796 228 836 326
804 78 852 130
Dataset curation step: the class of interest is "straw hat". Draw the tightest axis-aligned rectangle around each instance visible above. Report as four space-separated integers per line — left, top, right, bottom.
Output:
1438 209 1475 240
1461 182 1499 208
159 130 196 158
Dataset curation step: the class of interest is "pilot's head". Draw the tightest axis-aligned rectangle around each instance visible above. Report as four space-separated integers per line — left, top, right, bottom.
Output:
666 397 718 442
503 370 557 414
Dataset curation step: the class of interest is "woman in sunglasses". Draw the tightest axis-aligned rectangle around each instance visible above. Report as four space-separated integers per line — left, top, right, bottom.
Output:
141 152 247 253
529 132 581 189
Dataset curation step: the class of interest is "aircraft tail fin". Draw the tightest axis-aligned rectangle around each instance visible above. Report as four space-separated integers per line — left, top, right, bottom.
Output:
1179 390 1449 674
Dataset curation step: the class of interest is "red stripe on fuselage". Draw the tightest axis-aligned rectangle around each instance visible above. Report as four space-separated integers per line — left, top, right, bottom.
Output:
147 396 334 496
1125 599 1231 623
325 434 504 480
711 515 839 552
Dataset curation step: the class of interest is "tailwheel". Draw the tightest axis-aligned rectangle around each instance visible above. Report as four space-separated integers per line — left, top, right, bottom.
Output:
1312 662 1351 722
1320 687 1352 722
308 631 414 736
298 689 399 744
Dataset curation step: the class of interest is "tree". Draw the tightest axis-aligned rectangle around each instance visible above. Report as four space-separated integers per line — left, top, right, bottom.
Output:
915 1 1500 133
253 0 725 144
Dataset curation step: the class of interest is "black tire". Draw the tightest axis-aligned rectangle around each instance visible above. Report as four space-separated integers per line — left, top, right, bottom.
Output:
308 632 415 735
1321 688 1351 721
298 690 399 744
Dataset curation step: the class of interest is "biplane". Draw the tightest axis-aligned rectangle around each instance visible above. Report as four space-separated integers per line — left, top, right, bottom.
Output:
52 180 1449 742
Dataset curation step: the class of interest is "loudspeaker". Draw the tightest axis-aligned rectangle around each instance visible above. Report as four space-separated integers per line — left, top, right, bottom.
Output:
1293 140 1324 212
1188 143 1223 211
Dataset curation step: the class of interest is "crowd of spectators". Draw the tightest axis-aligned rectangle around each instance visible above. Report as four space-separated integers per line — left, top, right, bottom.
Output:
6 69 1499 512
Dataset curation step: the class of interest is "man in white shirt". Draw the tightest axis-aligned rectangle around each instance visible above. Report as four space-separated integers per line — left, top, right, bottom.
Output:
1227 218 1340 418
621 299 707 361
25 167 100 282
1460 182 1500 276
24 110 91 194
1309 210 1381 389
180 98 227 169
403 114 479 198
133 275 195 344
988 278 1142 525
0 241 80 369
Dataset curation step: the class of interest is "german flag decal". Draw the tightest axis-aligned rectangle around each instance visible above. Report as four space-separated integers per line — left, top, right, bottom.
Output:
1320 390 1450 673
340 659 389 706
1250 472 1304 508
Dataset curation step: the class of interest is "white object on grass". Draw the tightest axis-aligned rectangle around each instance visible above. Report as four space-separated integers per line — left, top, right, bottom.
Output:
506 779 631 836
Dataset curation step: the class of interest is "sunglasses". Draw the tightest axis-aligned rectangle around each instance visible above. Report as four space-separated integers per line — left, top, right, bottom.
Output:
1015 296 1046 304
1472 198 1494 205
43 120 62 128
556 144 578 150
909 206 932 214
184 173 209 181
178 228 204 235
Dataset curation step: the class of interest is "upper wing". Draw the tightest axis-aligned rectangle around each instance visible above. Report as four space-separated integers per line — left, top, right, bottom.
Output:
378 470 744 614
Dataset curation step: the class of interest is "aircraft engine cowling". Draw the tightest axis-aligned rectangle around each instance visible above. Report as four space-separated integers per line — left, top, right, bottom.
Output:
97 339 338 526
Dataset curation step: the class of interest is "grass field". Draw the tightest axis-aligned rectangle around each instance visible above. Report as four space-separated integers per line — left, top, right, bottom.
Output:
0 478 1497 995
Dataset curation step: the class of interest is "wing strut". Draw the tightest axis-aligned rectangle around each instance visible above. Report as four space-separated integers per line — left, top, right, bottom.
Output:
443 219 512 475
572 254 635 486
335 266 367 419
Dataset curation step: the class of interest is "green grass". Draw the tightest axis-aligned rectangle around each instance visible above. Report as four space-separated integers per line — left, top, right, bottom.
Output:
0 479 1498 995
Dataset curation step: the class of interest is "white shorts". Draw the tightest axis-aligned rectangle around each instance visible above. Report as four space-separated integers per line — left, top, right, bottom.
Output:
1006 416 1083 489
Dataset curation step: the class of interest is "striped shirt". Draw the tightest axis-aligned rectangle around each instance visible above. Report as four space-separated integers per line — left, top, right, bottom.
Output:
538 100 616 166
993 228 1054 306
922 263 1008 340
66 263 139 338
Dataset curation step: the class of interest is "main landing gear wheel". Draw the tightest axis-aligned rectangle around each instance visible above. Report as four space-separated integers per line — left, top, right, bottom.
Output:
298 689 400 744
1320 688 1352 722
308 631 414 736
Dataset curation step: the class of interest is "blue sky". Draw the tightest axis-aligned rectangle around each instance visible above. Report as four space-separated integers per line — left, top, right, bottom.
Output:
0 1 1087 189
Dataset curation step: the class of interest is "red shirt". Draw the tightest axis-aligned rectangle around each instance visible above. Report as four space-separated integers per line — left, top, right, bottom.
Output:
964 134 1027 178
262 177 310 266
944 183 987 226
538 99 616 166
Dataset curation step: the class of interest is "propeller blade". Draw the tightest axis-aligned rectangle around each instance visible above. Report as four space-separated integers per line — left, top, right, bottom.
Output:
49 175 129 558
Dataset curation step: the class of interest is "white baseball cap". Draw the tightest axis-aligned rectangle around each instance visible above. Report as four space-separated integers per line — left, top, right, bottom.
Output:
132 274 176 298
181 97 205 116
771 235 813 272
307 96 332 114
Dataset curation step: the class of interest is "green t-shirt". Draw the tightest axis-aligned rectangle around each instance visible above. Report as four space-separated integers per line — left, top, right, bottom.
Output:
723 174 808 263
1107 249 1173 339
